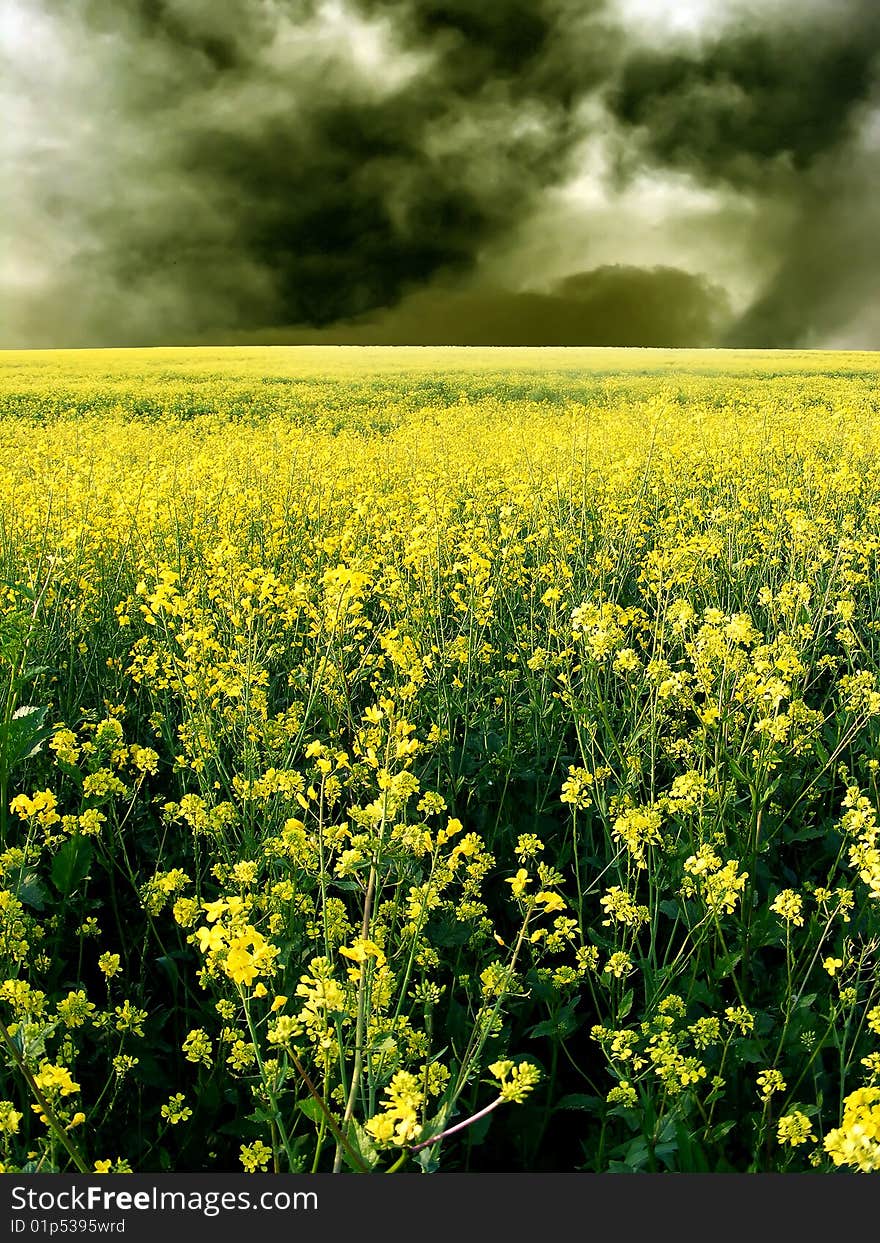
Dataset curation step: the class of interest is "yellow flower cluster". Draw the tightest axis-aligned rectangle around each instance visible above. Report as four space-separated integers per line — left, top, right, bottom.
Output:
3 346 880 1174
195 901 280 988
824 1088 880 1171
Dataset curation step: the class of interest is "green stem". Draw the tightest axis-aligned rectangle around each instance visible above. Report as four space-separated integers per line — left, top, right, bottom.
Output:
0 1009 89 1173
290 1050 368 1173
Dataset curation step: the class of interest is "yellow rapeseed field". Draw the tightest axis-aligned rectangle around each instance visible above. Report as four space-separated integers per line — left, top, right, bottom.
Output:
1 346 879 1173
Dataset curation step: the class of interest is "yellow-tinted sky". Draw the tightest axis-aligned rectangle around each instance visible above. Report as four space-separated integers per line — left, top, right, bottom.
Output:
2 0 878 348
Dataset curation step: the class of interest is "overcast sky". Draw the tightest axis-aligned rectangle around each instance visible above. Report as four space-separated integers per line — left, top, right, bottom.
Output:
2 0 878 348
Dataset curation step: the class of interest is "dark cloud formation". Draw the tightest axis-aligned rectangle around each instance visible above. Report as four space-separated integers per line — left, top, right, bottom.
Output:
234 265 730 347
2 0 609 344
607 2 880 347
2 0 879 347
611 19 878 182
158 0 605 327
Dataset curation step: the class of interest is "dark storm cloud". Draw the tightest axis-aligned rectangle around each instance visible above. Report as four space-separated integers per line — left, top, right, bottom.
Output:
2 0 610 344
729 148 880 349
2 0 880 347
606 1 880 346
153 0 610 329
610 21 878 183
250 265 731 347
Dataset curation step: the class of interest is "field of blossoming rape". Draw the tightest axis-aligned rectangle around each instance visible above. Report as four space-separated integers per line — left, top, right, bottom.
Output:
1 345 880 1175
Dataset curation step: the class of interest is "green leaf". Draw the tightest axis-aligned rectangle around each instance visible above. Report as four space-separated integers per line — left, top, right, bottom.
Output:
342 1119 379 1172
527 1014 558 1041
713 951 742 981
735 1039 764 1065
785 823 826 843
249 1106 281 1125
688 979 715 1007
297 1098 325 1125
527 1009 577 1040
17 1019 56 1062
415 1148 440 1173
450 1106 495 1149
621 1136 650 1171
431 919 473 948
617 988 634 1020
13 666 53 692
674 1123 708 1172
156 955 180 988
556 1093 602 1111
655 1141 679 1170
51 836 94 895
2 704 52 769
16 871 49 911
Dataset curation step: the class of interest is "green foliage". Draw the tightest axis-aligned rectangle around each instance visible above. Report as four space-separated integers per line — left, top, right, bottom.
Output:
1 349 880 1174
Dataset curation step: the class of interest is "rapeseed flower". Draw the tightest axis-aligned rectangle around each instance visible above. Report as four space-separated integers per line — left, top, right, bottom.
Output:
5 348 880 1175
777 1112 815 1147
770 890 805 926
